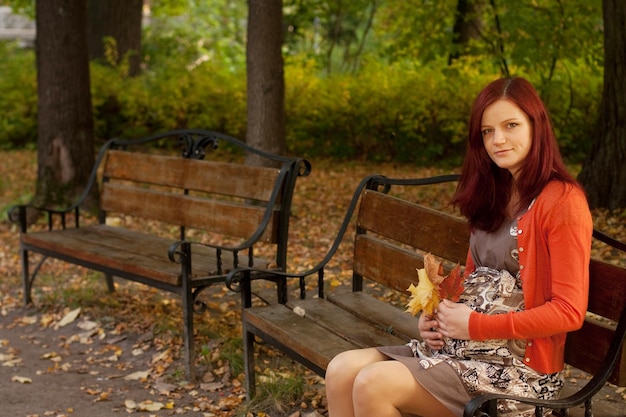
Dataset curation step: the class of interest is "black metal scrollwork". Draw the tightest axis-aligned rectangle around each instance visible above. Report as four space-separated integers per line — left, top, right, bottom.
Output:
179 133 219 160
225 270 243 293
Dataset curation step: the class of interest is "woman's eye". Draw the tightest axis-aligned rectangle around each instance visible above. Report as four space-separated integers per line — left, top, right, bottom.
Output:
507 122 518 129
482 128 493 135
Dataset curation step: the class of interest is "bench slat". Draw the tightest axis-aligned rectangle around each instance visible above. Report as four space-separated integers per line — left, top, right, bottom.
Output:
243 305 360 373
358 190 470 264
565 319 624 386
564 258 626 386
101 183 279 242
353 234 427 293
104 150 281 201
327 291 421 341
286 298 407 348
587 259 626 321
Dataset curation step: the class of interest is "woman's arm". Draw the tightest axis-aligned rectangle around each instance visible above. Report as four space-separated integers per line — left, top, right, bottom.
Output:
468 185 592 341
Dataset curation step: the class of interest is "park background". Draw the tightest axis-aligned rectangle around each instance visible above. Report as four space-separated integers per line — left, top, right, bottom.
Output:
0 1 625 416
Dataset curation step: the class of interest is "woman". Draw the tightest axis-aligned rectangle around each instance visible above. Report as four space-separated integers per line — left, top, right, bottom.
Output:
324 77 593 417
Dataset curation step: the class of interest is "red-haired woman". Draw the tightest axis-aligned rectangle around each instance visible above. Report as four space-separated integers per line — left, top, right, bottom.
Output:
324 77 592 417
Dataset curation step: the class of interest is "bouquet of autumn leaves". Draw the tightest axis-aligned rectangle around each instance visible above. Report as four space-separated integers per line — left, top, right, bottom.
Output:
406 253 465 316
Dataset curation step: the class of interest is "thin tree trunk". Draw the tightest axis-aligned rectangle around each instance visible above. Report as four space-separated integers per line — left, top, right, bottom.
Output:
449 0 485 63
245 0 286 166
578 0 626 209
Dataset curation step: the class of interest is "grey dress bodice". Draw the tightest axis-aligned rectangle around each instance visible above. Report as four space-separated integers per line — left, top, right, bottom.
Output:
470 218 520 277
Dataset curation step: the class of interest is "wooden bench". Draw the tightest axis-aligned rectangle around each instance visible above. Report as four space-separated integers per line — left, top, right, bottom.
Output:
226 174 626 416
10 129 310 380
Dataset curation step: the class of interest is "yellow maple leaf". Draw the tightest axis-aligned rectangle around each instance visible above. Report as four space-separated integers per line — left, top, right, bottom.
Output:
405 267 441 316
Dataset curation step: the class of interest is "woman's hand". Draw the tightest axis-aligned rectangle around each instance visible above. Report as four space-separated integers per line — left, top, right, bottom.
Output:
436 299 472 340
418 312 445 350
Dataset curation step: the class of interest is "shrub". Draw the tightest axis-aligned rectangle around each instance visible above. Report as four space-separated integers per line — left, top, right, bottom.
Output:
0 42 37 149
0 42 602 165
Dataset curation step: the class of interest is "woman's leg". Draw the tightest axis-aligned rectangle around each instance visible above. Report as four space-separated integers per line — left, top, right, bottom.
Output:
352 360 456 417
326 348 387 417
326 348 456 417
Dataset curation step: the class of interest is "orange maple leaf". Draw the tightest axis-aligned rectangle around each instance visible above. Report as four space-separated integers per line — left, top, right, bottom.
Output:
437 263 464 302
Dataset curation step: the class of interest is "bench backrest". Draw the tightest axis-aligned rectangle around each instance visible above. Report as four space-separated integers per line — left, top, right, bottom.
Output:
352 184 626 386
101 150 284 242
565 258 626 386
94 129 309 269
353 189 469 293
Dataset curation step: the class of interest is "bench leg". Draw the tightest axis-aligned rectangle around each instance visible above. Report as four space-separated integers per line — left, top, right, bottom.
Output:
104 273 115 293
20 248 32 306
182 284 196 381
240 273 256 400
276 277 287 304
243 322 256 400
180 241 196 382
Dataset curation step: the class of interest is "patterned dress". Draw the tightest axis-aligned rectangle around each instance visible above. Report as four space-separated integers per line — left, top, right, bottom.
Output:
377 217 564 417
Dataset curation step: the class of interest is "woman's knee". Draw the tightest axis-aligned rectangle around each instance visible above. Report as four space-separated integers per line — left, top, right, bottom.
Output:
351 361 388 397
326 350 358 384
326 348 384 388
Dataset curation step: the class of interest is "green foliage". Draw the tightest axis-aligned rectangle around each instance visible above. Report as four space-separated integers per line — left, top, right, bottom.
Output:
90 59 247 141
284 55 601 164
1 0 34 18
0 41 37 148
374 0 458 63
284 56 487 162
534 60 603 160
0 0 605 165
285 0 382 74
144 0 247 72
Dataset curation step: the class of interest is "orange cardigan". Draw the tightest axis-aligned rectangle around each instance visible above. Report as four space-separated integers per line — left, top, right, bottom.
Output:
467 181 592 374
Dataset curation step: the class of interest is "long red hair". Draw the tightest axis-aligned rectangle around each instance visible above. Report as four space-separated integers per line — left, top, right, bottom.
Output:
451 77 577 231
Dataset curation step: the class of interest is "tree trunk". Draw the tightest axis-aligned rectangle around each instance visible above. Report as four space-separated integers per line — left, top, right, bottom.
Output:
35 0 98 212
87 0 143 76
578 0 626 209
449 0 485 63
245 0 286 166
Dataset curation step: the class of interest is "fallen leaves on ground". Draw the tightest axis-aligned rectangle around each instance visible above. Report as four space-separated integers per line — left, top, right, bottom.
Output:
1 150 625 416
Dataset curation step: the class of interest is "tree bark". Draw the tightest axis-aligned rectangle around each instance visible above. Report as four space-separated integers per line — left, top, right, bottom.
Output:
449 0 485 63
87 0 143 76
578 0 626 209
245 0 286 166
35 0 97 211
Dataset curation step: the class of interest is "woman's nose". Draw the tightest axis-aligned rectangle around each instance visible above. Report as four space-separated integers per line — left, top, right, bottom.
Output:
493 129 506 144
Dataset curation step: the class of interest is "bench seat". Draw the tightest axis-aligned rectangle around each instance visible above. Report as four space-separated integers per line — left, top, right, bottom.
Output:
21 225 268 288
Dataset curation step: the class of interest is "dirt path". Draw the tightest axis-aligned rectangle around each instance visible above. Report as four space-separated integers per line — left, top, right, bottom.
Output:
0 300 243 417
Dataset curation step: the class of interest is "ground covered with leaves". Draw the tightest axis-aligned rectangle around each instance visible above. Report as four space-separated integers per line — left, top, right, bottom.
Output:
1 150 625 417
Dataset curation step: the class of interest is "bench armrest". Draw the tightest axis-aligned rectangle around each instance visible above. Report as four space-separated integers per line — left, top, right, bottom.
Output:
7 139 118 231
226 174 383 298
8 203 85 232
167 239 270 265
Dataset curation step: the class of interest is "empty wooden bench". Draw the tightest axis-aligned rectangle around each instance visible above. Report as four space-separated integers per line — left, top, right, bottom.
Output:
10 129 310 380
226 174 626 416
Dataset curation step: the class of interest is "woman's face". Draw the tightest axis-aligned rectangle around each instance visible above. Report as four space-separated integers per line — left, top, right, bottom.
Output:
481 99 532 179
